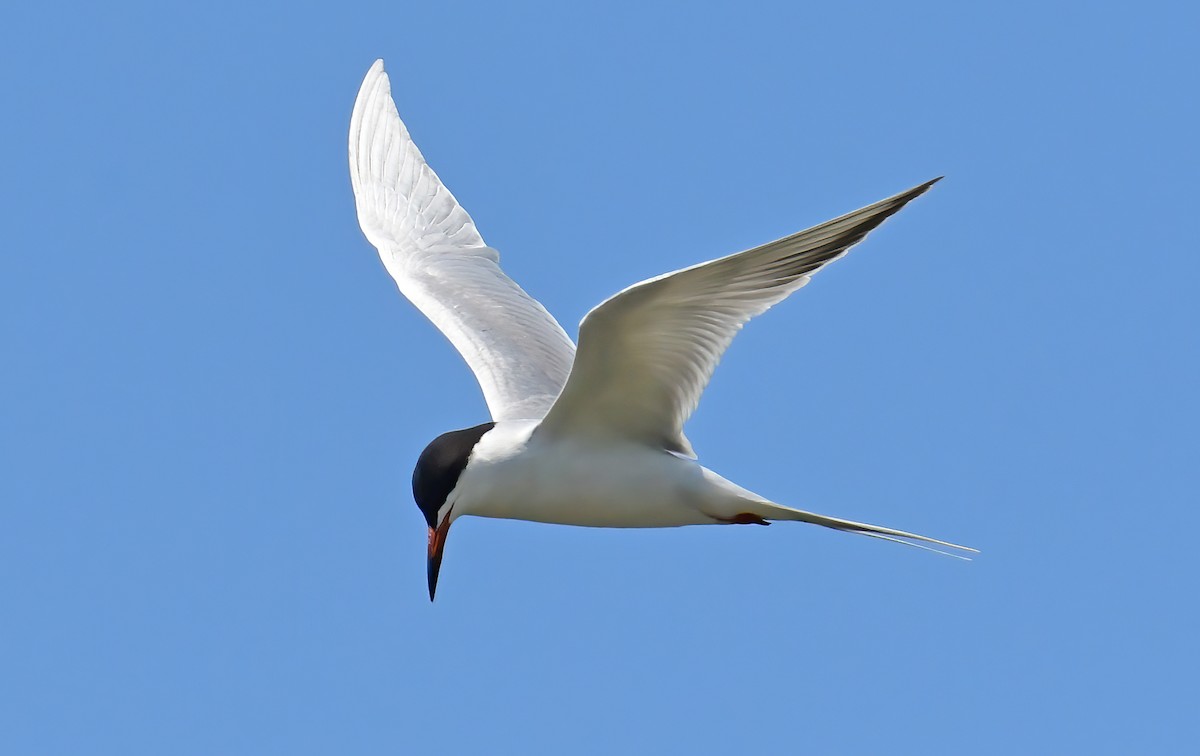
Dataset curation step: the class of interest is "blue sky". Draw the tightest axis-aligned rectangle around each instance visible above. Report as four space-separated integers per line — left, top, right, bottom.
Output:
3 1 1197 753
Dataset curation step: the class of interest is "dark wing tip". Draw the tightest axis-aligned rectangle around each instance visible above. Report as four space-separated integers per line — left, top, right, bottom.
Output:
896 176 943 203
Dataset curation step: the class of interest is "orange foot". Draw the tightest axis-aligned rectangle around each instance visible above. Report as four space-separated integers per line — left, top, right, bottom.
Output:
714 512 771 526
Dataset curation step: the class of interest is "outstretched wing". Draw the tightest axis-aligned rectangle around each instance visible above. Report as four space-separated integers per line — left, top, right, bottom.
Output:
536 179 940 455
349 60 576 421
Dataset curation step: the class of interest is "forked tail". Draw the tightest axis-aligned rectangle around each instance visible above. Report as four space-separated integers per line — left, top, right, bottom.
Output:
760 501 978 559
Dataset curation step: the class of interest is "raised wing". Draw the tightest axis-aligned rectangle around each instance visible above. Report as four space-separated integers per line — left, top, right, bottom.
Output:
349 60 576 421
536 179 940 455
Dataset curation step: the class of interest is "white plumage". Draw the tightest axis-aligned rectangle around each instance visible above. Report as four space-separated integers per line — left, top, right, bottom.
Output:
349 60 575 421
348 60 975 599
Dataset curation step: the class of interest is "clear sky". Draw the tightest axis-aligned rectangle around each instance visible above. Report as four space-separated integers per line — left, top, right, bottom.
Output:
3 1 1197 753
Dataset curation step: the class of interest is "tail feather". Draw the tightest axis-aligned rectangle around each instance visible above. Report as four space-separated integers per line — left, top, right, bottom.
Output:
758 501 978 559
853 531 975 561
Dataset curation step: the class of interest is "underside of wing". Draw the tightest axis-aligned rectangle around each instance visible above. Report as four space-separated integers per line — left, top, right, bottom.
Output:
349 60 576 421
537 179 941 453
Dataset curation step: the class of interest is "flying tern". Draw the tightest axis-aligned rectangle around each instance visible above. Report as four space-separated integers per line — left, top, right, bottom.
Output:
349 60 976 600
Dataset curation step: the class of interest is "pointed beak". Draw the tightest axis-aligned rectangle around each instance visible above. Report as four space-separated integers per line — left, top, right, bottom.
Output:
427 515 452 601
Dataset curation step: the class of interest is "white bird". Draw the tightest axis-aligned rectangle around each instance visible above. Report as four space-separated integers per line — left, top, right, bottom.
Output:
349 60 976 600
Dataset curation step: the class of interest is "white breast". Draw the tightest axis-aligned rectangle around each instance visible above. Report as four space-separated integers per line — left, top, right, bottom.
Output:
449 422 750 528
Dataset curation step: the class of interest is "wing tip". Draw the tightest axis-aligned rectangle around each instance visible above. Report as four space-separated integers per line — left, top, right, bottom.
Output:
349 58 398 192
363 58 386 84
355 59 390 106
352 59 388 118
900 175 944 202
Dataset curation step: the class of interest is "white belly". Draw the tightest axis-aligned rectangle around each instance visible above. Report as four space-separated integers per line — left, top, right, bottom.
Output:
449 425 758 528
